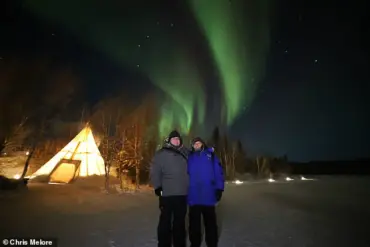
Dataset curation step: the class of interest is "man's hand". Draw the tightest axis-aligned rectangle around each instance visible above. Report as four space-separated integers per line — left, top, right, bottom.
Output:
154 187 163 197
215 189 223 202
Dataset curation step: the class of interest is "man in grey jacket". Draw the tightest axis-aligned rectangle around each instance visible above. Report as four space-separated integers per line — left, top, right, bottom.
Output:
150 130 189 247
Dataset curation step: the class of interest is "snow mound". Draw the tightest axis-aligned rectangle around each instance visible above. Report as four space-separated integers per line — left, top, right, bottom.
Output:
29 175 152 195
72 175 113 190
72 175 152 194
0 156 27 178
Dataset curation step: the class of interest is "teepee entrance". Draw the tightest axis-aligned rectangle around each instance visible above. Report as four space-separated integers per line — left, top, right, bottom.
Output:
49 159 81 183
29 126 105 183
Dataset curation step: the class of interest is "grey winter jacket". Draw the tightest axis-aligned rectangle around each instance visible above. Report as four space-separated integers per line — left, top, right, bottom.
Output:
150 144 190 197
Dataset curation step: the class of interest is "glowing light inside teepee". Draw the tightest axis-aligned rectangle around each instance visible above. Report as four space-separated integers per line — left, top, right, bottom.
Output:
28 126 105 181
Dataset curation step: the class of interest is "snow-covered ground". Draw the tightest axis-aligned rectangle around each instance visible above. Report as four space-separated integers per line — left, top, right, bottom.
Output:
1 176 370 247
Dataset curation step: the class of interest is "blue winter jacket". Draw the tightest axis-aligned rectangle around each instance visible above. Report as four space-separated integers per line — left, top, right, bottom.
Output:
187 148 225 206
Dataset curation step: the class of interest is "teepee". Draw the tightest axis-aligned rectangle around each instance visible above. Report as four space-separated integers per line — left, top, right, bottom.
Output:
29 125 105 183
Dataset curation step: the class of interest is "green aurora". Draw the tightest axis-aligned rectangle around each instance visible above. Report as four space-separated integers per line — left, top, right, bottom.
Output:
189 0 273 125
146 44 206 137
24 0 273 138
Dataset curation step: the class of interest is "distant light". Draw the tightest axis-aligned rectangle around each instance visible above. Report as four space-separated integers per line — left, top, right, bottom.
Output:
300 176 315 181
26 151 30 155
234 180 244 184
285 177 293 181
13 174 21 179
268 178 276 183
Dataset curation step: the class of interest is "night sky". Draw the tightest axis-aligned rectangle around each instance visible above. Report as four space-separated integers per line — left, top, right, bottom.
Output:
1 0 369 162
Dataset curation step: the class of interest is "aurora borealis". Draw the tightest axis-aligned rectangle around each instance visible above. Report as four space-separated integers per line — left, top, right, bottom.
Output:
189 0 272 125
2 0 369 161
23 0 274 138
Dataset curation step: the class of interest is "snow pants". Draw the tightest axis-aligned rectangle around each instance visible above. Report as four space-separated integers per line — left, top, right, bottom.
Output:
157 195 187 247
188 205 218 247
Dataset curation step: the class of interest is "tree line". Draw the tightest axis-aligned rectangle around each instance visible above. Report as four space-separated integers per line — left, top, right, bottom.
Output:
0 58 291 188
88 96 291 190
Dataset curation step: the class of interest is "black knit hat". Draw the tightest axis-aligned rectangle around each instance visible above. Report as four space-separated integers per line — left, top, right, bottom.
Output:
169 130 181 139
167 130 182 145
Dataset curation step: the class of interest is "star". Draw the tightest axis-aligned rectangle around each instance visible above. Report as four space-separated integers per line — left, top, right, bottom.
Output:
138 44 141 48
51 33 55 36
314 59 318 63
156 21 160 25
284 49 288 53
136 64 140 68
298 14 303 22
170 23 174 27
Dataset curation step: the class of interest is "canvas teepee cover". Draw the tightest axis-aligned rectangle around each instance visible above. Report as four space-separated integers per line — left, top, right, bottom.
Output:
30 126 105 183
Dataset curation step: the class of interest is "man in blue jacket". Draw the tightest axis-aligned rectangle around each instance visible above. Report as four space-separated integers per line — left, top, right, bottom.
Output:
187 137 225 247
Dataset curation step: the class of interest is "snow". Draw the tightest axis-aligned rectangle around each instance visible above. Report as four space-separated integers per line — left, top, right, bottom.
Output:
1 176 370 247
0 156 27 178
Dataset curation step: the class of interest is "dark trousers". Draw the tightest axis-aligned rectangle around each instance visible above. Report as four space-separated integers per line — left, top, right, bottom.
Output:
189 205 218 247
157 195 187 247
